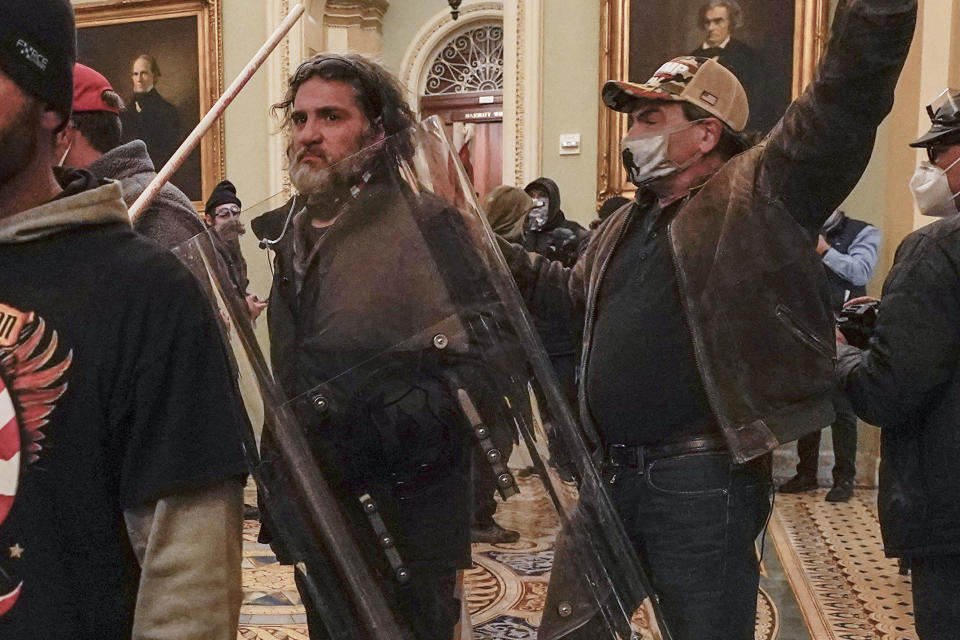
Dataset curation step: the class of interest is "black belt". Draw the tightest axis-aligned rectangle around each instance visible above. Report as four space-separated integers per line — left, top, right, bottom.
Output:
605 434 728 469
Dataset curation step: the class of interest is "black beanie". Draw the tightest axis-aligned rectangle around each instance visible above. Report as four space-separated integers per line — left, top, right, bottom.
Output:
0 0 76 128
205 180 242 216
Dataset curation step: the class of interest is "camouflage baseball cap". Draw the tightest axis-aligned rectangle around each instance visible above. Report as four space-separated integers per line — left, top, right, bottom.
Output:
602 56 749 132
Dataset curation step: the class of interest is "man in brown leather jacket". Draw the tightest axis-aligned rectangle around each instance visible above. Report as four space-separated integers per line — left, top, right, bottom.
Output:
502 1 916 637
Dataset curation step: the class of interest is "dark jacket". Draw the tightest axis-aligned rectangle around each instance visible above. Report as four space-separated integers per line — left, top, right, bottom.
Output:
501 0 916 463
523 177 590 268
208 222 250 304
838 213 960 558
87 140 205 249
251 173 502 573
522 177 586 357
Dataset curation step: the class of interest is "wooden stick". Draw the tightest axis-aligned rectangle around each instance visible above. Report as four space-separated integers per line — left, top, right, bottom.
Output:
128 2 306 220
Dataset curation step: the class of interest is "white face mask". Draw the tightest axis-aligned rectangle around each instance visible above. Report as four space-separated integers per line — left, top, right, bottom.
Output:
620 120 702 187
910 155 960 217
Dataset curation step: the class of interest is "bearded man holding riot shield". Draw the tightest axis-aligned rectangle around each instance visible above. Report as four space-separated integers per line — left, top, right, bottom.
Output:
233 51 670 640
250 54 499 640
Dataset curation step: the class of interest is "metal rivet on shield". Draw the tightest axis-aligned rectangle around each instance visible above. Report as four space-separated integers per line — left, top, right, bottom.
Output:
380 535 394 549
433 334 448 350
396 567 411 583
497 473 514 489
475 426 488 439
312 395 328 414
558 602 573 617
486 448 502 463
364 500 377 514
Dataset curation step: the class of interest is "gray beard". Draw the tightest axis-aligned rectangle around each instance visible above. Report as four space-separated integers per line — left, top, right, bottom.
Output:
288 161 334 195
286 130 378 197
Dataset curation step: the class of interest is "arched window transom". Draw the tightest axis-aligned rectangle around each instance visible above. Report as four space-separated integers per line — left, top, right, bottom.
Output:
424 23 503 96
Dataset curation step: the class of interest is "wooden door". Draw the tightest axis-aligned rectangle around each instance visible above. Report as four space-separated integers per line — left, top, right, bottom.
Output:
421 92 503 203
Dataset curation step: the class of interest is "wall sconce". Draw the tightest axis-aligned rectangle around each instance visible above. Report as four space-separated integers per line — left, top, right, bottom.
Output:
448 0 462 20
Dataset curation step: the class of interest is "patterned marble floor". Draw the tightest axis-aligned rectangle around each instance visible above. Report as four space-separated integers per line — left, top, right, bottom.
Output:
770 489 917 640
237 482 915 640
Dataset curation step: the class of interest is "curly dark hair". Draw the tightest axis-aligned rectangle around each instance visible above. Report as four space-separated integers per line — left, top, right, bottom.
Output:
272 53 416 160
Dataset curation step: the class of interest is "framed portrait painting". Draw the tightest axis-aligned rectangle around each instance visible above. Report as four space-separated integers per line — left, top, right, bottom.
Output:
597 0 831 204
74 0 225 205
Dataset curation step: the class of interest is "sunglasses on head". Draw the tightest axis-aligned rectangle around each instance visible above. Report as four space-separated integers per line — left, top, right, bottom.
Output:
926 89 960 126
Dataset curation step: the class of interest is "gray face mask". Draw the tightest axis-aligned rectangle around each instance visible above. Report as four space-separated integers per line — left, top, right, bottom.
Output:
620 120 703 187
527 198 550 230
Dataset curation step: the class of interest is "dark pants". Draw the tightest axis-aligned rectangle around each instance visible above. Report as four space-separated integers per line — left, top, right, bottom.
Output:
548 352 579 410
911 555 960 639
796 392 858 483
607 450 773 639
297 563 459 640
544 353 578 477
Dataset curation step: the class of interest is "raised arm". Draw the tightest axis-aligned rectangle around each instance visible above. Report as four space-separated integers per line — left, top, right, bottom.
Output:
760 0 917 231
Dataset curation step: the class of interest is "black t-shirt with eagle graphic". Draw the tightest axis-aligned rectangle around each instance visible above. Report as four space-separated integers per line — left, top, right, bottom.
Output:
0 217 247 639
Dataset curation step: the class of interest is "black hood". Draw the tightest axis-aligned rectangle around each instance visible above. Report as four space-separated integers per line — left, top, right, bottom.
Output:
53 166 106 198
524 176 565 230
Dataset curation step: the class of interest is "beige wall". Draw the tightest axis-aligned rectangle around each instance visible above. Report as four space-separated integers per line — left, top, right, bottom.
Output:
381 0 442 74
221 0 275 208
539 1 599 225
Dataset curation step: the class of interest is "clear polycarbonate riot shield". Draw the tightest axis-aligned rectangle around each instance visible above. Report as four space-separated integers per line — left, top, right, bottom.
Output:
172 115 672 640
172 231 414 640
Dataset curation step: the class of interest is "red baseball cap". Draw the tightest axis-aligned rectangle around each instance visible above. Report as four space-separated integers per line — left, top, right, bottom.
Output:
72 63 120 114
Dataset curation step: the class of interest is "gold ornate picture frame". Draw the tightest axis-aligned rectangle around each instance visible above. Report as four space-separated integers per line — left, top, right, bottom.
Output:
597 0 830 206
74 0 225 205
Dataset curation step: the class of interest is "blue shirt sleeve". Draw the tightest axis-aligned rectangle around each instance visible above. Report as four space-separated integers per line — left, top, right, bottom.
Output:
822 224 881 287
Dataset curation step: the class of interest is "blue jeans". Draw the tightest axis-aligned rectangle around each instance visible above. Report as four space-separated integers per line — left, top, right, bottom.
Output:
606 450 773 640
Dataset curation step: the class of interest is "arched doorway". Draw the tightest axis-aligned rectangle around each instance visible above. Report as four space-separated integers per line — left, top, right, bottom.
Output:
418 21 504 202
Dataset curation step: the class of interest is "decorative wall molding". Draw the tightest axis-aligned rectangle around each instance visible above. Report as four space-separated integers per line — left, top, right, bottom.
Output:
399 2 503 101
324 0 388 54
423 23 503 96
324 0 388 30
502 0 541 187
399 1 545 186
